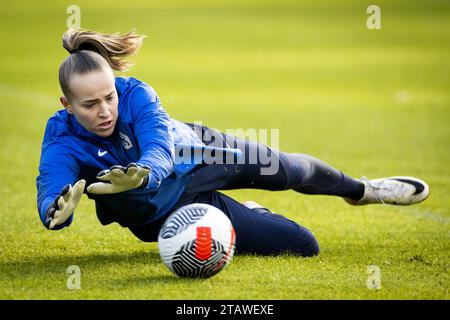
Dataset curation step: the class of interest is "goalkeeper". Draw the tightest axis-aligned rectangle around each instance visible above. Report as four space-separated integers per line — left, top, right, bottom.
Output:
37 29 429 257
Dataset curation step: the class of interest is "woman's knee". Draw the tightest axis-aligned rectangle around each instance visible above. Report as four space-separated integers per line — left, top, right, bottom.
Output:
287 225 320 257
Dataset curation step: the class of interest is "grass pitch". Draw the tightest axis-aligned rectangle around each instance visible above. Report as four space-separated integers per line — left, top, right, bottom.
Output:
0 0 449 299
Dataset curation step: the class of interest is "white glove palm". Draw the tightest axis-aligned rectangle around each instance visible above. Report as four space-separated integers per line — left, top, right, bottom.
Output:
87 163 150 195
46 179 86 229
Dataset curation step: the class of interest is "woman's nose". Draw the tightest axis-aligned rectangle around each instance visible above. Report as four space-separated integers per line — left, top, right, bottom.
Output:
98 102 111 118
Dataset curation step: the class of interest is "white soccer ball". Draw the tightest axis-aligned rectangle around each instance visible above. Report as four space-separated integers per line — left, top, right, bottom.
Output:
158 203 236 278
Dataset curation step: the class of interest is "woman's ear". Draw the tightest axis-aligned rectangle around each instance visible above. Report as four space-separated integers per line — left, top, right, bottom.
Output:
60 96 73 114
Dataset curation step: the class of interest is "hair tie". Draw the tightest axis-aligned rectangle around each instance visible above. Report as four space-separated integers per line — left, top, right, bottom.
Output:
69 48 81 54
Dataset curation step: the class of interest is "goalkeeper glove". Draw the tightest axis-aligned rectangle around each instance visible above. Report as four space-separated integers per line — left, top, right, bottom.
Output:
86 163 150 195
45 179 86 229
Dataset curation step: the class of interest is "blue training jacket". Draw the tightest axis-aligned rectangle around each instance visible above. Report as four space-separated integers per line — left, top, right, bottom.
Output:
36 76 239 230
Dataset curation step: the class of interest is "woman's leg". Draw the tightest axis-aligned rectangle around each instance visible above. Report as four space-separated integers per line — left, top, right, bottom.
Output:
129 190 319 256
184 123 364 200
278 152 365 199
175 190 319 256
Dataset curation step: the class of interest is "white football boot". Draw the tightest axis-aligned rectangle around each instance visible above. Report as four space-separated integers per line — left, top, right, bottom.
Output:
345 176 429 206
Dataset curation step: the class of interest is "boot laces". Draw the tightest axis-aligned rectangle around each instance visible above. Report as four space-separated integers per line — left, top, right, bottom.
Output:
360 176 397 205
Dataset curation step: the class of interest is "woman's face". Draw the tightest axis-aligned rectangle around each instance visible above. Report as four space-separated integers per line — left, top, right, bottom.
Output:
61 68 118 137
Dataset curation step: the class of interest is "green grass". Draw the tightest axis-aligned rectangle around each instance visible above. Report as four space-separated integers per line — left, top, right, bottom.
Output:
0 0 449 299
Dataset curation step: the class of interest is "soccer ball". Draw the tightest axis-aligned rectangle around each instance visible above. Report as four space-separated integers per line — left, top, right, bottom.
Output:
158 203 236 278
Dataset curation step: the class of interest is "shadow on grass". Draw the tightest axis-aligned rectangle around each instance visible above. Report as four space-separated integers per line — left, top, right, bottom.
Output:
111 274 212 288
2 251 158 275
0 250 215 286
1 249 317 288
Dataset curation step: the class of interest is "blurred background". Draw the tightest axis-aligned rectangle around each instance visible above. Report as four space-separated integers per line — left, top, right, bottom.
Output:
0 0 448 299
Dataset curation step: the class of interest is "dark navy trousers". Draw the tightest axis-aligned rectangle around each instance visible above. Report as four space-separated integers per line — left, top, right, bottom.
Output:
129 123 364 257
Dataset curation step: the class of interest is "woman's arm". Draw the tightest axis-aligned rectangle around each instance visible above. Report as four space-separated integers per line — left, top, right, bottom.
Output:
129 83 175 190
36 140 81 229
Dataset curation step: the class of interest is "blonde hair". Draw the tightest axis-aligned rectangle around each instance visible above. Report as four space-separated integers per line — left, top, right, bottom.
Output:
59 28 145 99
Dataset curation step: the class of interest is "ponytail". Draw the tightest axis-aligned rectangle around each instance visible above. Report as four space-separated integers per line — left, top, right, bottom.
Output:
59 28 145 98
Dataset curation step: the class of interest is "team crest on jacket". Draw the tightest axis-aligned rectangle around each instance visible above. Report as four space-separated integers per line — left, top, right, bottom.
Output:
119 131 133 150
